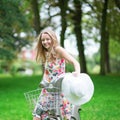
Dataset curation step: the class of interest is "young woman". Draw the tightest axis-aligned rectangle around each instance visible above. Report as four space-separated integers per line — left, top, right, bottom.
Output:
33 29 81 120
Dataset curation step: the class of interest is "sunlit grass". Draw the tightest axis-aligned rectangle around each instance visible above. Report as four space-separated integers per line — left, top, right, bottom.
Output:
80 75 120 120
0 75 40 120
0 74 120 120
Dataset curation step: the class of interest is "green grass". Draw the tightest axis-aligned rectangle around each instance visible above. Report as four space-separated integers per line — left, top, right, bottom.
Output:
0 74 120 120
0 75 40 120
80 75 120 120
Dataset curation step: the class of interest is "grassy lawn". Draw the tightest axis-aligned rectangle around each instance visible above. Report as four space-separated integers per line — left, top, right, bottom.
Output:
0 74 120 120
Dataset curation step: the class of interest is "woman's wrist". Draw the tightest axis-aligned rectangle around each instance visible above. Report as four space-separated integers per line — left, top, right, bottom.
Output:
72 71 80 77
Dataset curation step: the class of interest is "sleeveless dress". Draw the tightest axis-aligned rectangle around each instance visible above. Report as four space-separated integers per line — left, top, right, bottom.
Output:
33 58 72 120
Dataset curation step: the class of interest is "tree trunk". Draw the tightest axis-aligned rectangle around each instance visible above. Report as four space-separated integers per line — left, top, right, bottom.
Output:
73 0 87 73
59 0 68 47
30 0 41 35
100 0 109 75
105 31 111 73
115 0 120 9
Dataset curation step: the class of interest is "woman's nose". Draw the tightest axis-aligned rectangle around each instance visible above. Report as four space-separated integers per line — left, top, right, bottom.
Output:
43 39 47 43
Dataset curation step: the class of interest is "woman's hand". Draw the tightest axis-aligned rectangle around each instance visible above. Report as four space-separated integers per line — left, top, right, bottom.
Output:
72 71 80 77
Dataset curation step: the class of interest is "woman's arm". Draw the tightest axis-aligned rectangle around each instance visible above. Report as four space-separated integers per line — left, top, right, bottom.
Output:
55 46 80 76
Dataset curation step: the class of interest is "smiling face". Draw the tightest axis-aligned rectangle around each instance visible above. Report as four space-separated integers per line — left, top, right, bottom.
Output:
36 29 59 63
41 33 52 50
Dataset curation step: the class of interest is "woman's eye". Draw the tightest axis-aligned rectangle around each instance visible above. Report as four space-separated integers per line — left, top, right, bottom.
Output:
46 38 50 41
41 39 45 41
41 38 50 42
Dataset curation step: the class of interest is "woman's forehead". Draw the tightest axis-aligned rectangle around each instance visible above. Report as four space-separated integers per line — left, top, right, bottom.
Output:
41 33 50 37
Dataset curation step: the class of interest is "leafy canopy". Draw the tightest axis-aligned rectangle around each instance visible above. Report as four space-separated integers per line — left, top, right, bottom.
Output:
0 0 29 60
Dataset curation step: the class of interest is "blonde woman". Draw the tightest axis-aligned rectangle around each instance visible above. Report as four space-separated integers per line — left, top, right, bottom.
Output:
33 29 81 120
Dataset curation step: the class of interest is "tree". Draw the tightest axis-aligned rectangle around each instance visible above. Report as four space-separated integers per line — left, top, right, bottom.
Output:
98 0 120 74
70 0 87 73
0 0 29 60
115 0 120 9
100 0 109 75
30 0 41 35
30 0 45 35
87 0 120 74
58 0 69 47
13 0 120 74
44 0 69 47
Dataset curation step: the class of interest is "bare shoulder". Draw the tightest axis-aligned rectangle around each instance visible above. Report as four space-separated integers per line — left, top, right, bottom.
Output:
54 46 66 57
55 46 65 54
55 46 65 52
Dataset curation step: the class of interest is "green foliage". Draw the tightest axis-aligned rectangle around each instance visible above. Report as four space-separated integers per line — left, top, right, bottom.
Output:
66 63 74 72
109 40 120 73
110 58 120 73
0 48 15 60
0 0 30 60
86 52 100 74
110 40 120 58
107 0 120 42
9 60 42 75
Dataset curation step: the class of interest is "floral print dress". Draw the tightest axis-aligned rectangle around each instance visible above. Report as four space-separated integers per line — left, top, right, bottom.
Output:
33 58 72 120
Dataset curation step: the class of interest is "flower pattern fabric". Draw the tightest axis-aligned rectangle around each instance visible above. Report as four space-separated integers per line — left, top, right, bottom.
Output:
44 58 65 82
33 58 72 120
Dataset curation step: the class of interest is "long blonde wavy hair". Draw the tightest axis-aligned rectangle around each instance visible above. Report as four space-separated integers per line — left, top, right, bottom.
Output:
36 29 59 64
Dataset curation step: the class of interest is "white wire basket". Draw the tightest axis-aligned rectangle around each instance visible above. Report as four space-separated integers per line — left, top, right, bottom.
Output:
24 87 62 116
24 88 41 111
